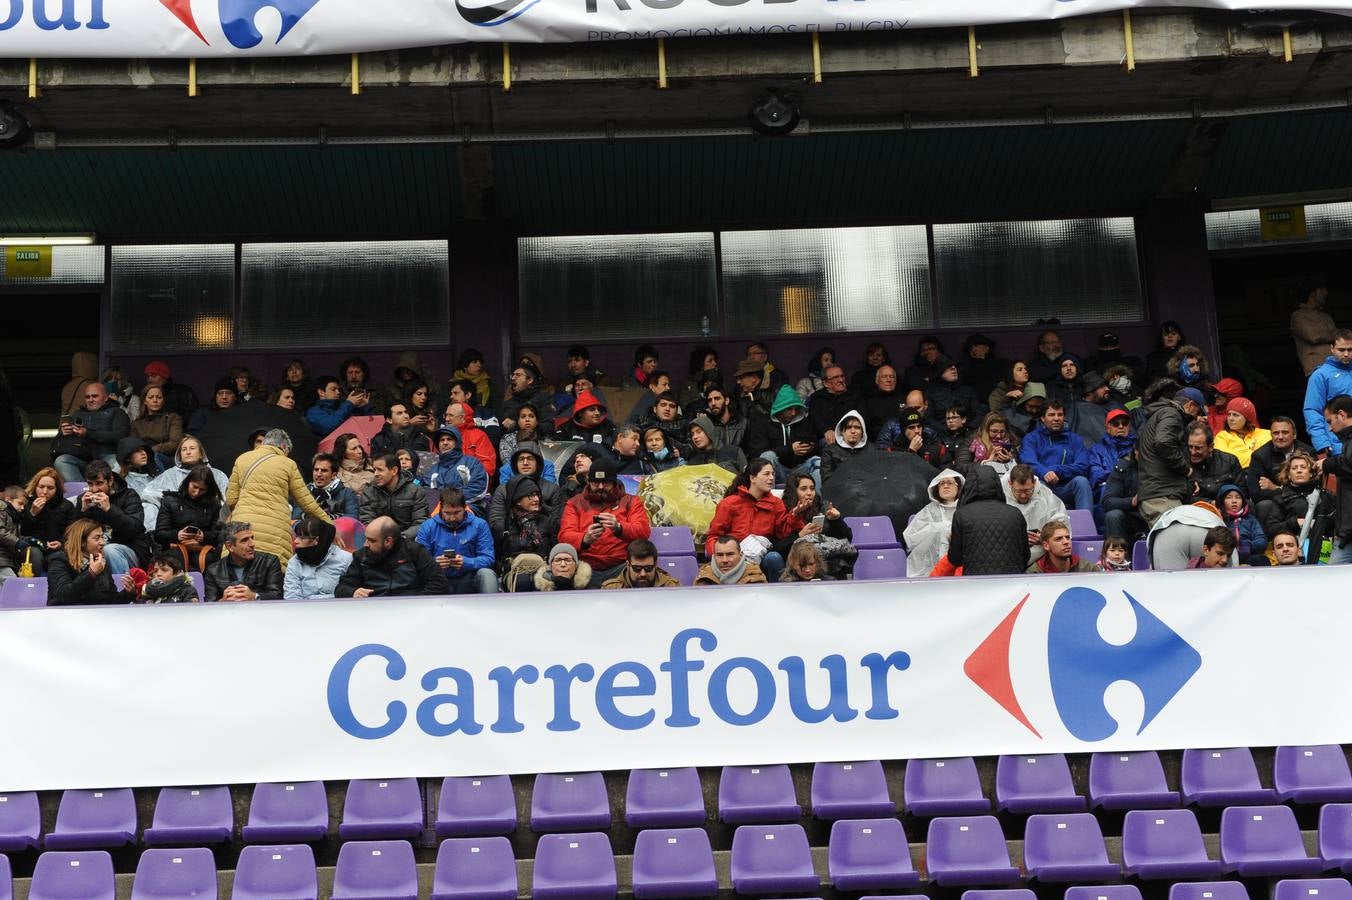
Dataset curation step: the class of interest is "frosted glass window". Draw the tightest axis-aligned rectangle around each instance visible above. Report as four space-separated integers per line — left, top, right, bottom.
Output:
933 218 1144 326
1206 201 1352 250
109 244 235 351
518 233 716 342
0 245 105 285
240 241 449 348
720 226 933 334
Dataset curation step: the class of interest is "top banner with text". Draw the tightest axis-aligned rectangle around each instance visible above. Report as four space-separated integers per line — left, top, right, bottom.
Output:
0 0 1348 57
0 568 1345 791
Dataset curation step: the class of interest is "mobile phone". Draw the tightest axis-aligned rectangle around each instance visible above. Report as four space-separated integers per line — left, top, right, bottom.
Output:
442 549 454 558
592 515 602 524
811 514 826 529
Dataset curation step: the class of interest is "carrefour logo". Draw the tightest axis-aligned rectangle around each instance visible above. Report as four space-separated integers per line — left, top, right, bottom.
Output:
159 0 321 49
964 587 1201 742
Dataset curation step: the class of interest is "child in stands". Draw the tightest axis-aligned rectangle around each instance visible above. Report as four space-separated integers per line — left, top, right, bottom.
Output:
1096 536 1132 572
141 552 201 603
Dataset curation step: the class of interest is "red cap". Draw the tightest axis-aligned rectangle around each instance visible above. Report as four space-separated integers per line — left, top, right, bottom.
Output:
144 360 171 380
1105 407 1130 423
1214 377 1243 398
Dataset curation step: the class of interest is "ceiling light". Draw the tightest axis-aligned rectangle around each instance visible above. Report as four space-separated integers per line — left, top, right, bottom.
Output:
0 234 97 246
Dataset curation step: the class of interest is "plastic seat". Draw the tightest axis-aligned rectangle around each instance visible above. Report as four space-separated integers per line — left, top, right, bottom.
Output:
0 576 47 608
531 772 611 832
231 844 318 900
719 764 800 824
812 761 894 820
29 850 116 900
626 767 706 828
243 782 329 843
1065 887 1142 900
827 817 920 890
730 823 818 894
1067 508 1099 538
188 571 205 600
1219 804 1324 877
632 827 717 898
1132 540 1149 571
1320 804 1352 872
925 815 1021 886
1168 882 1250 900
339 778 422 840
332 840 418 900
844 516 899 549
1275 746 1352 804
904 757 989 816
1122 808 1224 880
995 754 1085 814
0 854 9 900
658 557 699 587
0 791 41 850
424 486 441 515
1274 879 1352 900
44 788 137 850
1022 813 1119 882
143 786 233 845
651 527 696 557
532 832 618 900
853 548 908 580
63 482 86 500
1071 539 1102 562
1180 748 1277 807
962 891 1037 900
130 847 218 900
1089 752 1179 809
436 775 517 837
432 836 518 900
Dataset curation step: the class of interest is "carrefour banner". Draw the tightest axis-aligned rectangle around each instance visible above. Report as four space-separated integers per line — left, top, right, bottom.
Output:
0 0 1345 56
0 569 1344 791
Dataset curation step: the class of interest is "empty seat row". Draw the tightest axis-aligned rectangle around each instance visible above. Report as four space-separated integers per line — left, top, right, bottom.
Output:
965 884 1352 900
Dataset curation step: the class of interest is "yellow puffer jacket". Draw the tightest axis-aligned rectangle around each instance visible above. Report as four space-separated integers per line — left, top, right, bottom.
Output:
225 445 332 567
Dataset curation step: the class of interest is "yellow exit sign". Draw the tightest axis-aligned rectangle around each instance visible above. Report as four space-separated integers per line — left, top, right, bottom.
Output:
5 246 52 277
1259 206 1308 242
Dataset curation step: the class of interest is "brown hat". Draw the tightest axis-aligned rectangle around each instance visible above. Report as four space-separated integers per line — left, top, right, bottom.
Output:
734 358 763 378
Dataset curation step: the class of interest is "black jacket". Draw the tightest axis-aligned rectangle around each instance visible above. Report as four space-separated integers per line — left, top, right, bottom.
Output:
336 537 448 597
1136 399 1192 503
74 475 151 564
864 389 906 435
370 424 432 457
808 388 863 441
71 400 132 459
19 496 75 545
1190 449 1244 502
1322 424 1352 544
154 489 225 548
1259 481 1337 543
204 552 284 601
1247 439 1315 503
1102 458 1142 516
46 551 135 606
947 467 1029 576
359 474 430 538
744 410 817 468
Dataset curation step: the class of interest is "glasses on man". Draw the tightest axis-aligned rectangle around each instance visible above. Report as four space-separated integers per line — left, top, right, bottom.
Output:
628 563 656 573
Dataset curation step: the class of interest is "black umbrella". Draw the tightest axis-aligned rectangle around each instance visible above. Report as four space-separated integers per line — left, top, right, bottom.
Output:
193 402 317 475
821 449 938 538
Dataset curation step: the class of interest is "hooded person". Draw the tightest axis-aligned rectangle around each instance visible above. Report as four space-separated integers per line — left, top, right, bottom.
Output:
495 475 558 566
960 333 1006 401
902 467 965 576
283 518 353 599
385 351 436 411
1213 396 1271 469
685 413 747 473
946 465 1030 575
427 425 489 508
59 351 100 417
1216 482 1267 564
1005 382 1048 437
1047 354 1086 409
116 436 165 497
556 389 615 445
488 442 564 540
820 409 873 480
745 385 818 483
453 348 498 411
1207 377 1245 435
139 435 231 530
924 357 982 429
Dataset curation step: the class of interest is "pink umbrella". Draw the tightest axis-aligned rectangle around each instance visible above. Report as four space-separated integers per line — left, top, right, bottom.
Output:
318 416 386 454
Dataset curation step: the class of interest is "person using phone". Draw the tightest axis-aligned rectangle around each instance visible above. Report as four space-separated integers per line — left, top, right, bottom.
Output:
411 487 498 594
154 465 225 572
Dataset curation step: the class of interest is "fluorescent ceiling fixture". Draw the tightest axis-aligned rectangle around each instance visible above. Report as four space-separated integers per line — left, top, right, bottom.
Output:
0 234 96 246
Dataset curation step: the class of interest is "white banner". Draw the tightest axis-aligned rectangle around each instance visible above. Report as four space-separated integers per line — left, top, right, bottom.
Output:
0 568 1345 791
0 0 1347 57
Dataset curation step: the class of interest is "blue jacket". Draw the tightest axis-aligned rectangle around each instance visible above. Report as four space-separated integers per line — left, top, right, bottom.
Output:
426 439 489 500
283 544 353 599
415 512 495 578
291 480 359 520
1304 356 1352 454
1089 431 1137 493
1020 422 1091 481
305 398 354 437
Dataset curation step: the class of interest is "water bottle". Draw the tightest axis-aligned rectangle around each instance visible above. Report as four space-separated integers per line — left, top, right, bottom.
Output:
700 315 711 337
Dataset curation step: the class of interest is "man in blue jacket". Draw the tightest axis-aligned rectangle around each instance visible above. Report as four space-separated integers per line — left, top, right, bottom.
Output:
1019 400 1093 512
414 487 498 593
305 376 368 438
426 425 489 515
1304 330 1352 457
1088 407 1137 502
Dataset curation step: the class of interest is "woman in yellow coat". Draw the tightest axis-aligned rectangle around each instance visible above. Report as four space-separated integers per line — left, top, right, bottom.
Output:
1213 397 1271 469
225 429 331 567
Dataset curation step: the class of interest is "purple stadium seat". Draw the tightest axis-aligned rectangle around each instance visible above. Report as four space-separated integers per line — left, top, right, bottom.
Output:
1132 540 1149 571
0 576 47 608
339 778 423 840
44 788 137 850
730 823 818 894
1274 880 1352 900
844 516 899 549
63 482 86 500
1065 887 1143 900
425 486 441 515
1022 813 1119 882
1181 748 1277 807
1067 508 1099 539
962 891 1037 900
242 782 329 843
231 844 318 900
432 836 518 900
632 827 717 899
1122 809 1225 880
904 758 990 816
651 527 696 557
0 790 41 851
626 768 706 829
1321 804 1352 872
659 556 700 587
1072 540 1102 563
532 832 618 900
1275 745 1352 804
143 786 233 845
827 817 920 890
1168 882 1250 900
995 754 1085 814
812 761 894 820
531 773 611 832
188 571 205 600
1220 804 1324 877
853 548 908 580
718 765 800 824
0 854 9 900
436 775 517 838
332 840 418 900
1089 752 1179 810
29 851 115 900
924 816 1021 886
130 847 218 900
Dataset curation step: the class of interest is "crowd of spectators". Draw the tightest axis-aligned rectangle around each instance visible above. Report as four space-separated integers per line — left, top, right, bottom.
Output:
1 312 1348 601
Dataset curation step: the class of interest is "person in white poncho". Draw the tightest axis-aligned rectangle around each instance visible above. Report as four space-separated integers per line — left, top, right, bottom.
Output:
902 467 965 576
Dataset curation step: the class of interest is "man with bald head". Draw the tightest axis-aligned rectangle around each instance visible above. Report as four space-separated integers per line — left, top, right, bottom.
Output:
53 380 131 484
336 515 448 598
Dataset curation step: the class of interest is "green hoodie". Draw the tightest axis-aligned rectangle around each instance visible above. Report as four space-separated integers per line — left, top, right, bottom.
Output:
770 384 806 418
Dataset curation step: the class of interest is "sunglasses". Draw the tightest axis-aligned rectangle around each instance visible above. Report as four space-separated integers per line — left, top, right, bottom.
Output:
628 564 656 574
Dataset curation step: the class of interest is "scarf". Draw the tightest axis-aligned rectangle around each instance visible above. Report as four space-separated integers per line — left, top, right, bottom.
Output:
142 574 194 603
711 556 750 584
294 520 336 567
454 367 492 407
